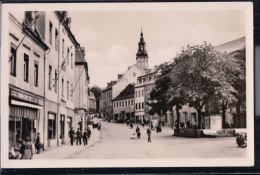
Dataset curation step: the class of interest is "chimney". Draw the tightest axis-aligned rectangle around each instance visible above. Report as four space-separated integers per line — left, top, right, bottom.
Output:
118 74 123 79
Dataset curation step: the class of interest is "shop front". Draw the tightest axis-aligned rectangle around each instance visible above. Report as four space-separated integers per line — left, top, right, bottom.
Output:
9 88 43 150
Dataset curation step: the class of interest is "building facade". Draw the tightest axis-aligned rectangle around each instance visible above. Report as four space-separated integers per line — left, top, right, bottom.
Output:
112 84 135 122
74 47 89 133
135 67 158 123
8 11 87 151
8 12 48 150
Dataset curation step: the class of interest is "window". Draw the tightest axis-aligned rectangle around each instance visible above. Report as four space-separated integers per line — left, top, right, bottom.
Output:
142 90 144 96
142 102 144 109
10 46 16 76
48 113 56 139
117 102 118 108
114 102 116 108
55 29 58 51
128 100 130 106
136 103 138 110
67 81 69 100
122 101 124 107
48 65 52 90
139 103 141 110
62 78 64 97
138 90 140 97
24 54 29 82
125 100 127 106
49 22 53 45
71 53 73 69
62 39 64 58
54 70 58 92
71 83 73 99
67 47 70 62
131 99 134 106
34 63 38 86
119 101 121 107
136 91 138 97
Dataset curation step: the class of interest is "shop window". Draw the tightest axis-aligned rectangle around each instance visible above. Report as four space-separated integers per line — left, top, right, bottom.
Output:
48 113 56 139
24 54 29 82
10 46 16 76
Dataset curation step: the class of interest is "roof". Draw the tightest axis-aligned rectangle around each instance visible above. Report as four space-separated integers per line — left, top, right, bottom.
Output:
113 83 135 101
215 36 245 54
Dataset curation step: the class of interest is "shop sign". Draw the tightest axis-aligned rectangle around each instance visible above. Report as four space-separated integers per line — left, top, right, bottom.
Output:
10 89 43 106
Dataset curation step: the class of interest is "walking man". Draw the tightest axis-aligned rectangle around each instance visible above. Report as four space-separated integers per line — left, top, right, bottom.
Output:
68 127 75 146
83 129 88 146
147 128 152 142
76 128 82 146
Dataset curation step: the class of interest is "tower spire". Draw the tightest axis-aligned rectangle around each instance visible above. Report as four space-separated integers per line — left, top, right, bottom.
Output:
136 29 148 69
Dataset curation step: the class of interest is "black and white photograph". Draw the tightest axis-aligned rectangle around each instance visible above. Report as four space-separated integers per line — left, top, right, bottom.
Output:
1 2 254 168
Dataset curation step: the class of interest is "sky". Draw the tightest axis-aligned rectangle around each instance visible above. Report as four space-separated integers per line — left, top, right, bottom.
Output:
69 10 245 88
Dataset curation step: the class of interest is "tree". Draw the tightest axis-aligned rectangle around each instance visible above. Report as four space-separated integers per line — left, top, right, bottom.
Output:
147 63 172 118
171 42 238 128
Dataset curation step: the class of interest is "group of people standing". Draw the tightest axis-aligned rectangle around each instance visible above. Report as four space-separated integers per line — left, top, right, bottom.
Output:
9 133 44 160
68 127 92 146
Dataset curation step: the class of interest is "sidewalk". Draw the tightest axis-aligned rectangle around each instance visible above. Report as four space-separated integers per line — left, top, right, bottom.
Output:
34 127 101 159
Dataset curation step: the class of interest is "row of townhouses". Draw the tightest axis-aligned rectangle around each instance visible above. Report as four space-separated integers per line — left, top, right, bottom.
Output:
8 11 92 150
100 30 246 129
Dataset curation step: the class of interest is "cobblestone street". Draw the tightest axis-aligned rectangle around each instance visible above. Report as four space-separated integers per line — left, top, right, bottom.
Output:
35 119 246 159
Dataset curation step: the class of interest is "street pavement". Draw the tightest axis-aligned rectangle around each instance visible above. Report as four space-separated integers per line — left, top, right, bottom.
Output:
35 118 246 159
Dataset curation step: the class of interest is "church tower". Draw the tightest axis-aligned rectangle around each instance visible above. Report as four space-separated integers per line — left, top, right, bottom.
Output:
136 29 148 69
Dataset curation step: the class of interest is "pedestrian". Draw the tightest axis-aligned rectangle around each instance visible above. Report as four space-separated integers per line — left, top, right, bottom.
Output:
35 132 44 154
20 136 33 159
147 128 152 142
136 126 140 134
76 128 82 146
87 126 91 139
68 128 75 146
130 122 133 128
83 129 88 146
137 131 141 139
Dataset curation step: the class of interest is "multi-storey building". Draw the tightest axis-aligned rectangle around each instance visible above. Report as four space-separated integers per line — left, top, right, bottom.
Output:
8 11 85 150
101 81 116 121
134 66 158 123
8 12 48 150
34 11 80 147
74 47 89 133
112 84 135 122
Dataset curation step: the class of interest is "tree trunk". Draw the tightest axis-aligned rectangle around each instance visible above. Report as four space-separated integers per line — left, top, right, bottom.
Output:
197 108 202 129
222 104 227 128
176 106 180 129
